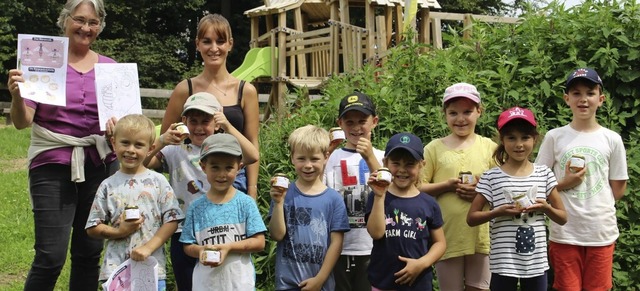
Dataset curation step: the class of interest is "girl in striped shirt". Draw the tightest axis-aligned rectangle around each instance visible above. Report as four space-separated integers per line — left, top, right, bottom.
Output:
467 107 567 291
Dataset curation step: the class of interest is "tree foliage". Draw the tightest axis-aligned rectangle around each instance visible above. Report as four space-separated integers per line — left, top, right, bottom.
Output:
0 0 261 90
438 0 507 15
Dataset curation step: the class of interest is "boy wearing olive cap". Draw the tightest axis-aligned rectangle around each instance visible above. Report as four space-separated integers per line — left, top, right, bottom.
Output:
180 133 266 290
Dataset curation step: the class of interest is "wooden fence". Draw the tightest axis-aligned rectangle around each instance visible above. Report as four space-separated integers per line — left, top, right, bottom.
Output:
0 88 273 126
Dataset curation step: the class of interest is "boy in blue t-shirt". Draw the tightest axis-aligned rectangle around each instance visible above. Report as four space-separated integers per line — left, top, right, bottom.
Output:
180 133 266 290
269 125 350 291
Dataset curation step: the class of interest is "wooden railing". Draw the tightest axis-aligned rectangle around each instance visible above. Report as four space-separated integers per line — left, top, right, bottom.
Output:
423 11 520 49
0 88 272 125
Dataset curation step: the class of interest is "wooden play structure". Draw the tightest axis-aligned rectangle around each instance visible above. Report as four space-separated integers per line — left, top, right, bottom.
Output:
242 0 518 120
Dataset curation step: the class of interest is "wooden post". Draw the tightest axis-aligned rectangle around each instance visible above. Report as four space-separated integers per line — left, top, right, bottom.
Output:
339 0 350 24
395 5 403 44
330 0 339 21
294 8 307 78
463 13 472 40
250 17 259 48
385 7 392 47
375 15 387 65
266 13 274 32
365 1 375 60
432 17 442 49
419 9 430 51
270 29 277 79
331 22 339 75
277 12 287 120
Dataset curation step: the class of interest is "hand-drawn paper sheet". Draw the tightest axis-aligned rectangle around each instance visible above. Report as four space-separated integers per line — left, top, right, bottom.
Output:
16 34 68 106
95 63 142 130
102 257 159 291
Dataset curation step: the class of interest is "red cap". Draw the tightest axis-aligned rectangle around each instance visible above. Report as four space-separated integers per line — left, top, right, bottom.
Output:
497 107 537 130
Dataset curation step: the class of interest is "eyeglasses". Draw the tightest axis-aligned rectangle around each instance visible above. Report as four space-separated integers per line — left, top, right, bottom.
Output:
69 16 100 28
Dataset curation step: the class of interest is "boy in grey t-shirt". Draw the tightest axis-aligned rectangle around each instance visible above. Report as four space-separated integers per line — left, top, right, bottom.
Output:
85 114 184 289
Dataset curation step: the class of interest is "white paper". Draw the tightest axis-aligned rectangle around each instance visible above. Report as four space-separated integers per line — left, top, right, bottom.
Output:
101 257 159 291
16 34 68 106
95 63 142 130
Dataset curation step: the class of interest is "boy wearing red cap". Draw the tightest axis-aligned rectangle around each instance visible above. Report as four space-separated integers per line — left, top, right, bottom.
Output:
536 68 628 291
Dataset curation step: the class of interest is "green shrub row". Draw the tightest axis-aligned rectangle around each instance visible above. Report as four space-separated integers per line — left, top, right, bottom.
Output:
253 1 640 289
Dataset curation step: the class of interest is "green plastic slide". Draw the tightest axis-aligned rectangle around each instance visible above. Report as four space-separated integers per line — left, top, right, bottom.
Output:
231 47 276 81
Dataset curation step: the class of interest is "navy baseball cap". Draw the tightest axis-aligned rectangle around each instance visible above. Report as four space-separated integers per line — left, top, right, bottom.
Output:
338 92 376 118
384 133 424 160
565 68 603 92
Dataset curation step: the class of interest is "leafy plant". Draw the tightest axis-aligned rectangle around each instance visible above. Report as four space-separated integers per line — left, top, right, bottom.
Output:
254 0 640 289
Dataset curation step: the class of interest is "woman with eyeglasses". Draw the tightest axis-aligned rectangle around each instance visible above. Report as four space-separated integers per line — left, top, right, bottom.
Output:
6 1 117 290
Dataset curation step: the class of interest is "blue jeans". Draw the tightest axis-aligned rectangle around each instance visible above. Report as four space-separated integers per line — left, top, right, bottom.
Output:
490 272 548 291
170 232 197 291
23 162 115 291
233 167 247 194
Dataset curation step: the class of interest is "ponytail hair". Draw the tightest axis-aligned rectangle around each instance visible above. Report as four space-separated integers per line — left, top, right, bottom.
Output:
492 119 539 166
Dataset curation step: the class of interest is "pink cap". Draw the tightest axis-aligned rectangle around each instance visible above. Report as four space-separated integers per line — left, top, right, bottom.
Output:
442 83 481 104
497 107 537 130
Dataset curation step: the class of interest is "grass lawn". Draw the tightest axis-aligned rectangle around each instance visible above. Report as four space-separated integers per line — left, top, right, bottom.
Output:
0 120 176 290
0 122 74 290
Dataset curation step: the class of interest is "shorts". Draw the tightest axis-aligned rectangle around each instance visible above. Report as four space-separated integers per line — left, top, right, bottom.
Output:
334 255 371 291
434 254 491 290
549 241 614 291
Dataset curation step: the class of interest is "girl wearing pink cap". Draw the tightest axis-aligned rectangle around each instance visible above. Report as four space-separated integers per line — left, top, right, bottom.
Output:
467 107 567 291
420 82 496 291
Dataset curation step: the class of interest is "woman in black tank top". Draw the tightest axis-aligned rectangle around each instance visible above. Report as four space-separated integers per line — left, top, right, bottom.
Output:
159 14 261 291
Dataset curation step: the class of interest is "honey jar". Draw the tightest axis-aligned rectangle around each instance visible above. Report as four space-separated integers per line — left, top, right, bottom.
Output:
124 205 140 221
512 193 533 210
459 171 475 184
377 167 393 184
330 127 345 142
272 173 290 191
175 122 190 137
202 250 220 263
569 154 585 173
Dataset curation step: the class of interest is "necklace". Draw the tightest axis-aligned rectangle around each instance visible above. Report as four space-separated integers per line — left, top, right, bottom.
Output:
209 77 229 97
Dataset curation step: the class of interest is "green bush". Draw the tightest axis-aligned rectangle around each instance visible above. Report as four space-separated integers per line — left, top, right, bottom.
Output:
252 1 640 289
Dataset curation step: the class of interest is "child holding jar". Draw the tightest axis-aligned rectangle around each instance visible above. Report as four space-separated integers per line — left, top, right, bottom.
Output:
419 83 497 290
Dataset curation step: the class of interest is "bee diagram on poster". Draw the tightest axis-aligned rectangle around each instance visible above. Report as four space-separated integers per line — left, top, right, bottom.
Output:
17 34 68 106
95 63 142 130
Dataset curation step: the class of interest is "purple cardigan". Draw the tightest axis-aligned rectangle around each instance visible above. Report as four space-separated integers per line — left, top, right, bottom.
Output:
25 54 118 169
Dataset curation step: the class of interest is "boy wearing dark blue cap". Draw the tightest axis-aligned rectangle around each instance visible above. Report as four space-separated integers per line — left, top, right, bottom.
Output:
535 68 628 291
365 133 446 291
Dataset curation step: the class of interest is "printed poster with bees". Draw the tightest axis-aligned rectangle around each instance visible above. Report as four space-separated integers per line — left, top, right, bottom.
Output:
17 34 68 106
95 63 142 130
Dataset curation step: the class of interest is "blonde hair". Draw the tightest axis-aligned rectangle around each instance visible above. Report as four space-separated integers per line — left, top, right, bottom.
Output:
57 0 107 34
197 14 233 44
288 125 329 155
113 114 156 144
